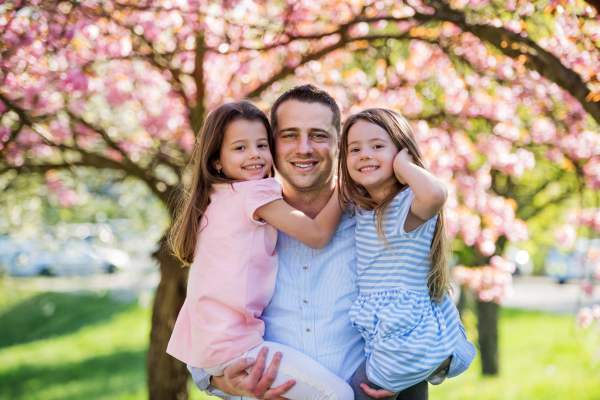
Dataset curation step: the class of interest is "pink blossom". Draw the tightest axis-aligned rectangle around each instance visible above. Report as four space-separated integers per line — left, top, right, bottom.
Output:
576 307 594 329
530 118 557 144
581 279 594 296
592 305 600 320
64 68 89 92
452 264 513 304
555 224 577 247
0 126 10 142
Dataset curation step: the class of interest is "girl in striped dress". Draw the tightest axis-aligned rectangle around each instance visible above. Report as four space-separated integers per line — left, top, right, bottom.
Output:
338 109 470 397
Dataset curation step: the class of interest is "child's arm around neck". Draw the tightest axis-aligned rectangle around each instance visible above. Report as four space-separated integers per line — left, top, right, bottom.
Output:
254 189 342 250
393 148 447 233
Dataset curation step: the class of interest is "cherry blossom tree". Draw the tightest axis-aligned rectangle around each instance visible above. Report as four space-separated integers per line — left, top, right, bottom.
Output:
2 0 600 396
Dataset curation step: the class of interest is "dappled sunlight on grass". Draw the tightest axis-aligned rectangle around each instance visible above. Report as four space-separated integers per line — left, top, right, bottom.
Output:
0 290 150 400
430 309 600 400
1 289 598 400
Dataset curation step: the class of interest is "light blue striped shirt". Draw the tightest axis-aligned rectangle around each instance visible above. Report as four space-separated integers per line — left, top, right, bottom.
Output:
189 212 475 398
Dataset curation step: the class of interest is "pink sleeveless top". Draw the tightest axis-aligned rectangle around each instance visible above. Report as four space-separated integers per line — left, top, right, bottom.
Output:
167 178 282 368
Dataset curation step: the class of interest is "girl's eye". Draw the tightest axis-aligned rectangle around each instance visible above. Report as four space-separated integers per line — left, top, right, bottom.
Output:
258 144 268 148
235 146 245 151
373 144 384 149
349 148 359 153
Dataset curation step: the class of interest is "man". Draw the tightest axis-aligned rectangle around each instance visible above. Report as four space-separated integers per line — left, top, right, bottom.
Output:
189 85 475 399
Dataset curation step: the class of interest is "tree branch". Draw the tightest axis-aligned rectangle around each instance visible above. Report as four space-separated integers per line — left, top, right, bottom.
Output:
415 0 600 126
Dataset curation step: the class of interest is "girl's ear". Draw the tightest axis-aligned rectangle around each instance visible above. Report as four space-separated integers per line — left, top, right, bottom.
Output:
213 159 222 172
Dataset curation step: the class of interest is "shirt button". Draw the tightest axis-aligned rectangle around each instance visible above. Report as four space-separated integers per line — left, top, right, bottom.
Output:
306 328 311 332
303 300 308 304
303 266 308 270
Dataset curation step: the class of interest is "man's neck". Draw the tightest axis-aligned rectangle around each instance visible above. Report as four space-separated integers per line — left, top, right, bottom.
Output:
281 180 335 219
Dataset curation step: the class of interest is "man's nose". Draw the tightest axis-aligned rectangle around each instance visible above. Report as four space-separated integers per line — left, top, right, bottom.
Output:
295 134 313 155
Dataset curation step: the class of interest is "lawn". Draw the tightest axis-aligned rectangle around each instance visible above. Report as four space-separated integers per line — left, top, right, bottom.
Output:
0 283 598 400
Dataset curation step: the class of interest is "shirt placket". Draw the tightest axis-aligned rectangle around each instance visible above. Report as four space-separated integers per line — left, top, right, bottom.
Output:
300 247 316 358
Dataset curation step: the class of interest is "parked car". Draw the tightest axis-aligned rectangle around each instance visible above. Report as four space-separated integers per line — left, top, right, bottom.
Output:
545 238 600 283
2 238 122 277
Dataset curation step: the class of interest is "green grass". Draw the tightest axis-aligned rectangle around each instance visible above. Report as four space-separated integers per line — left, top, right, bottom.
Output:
0 290 150 400
0 284 598 400
430 308 600 400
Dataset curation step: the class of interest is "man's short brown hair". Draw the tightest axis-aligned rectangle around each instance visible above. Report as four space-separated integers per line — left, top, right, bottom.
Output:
270 84 341 135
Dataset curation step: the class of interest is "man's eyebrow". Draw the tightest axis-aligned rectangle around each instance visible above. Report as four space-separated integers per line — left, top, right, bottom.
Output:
277 127 300 134
309 128 332 136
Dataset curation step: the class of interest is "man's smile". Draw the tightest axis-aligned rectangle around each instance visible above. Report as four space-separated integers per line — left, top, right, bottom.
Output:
290 160 319 172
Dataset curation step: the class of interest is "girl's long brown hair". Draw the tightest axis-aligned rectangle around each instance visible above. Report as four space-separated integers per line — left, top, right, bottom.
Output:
338 108 451 302
168 100 274 266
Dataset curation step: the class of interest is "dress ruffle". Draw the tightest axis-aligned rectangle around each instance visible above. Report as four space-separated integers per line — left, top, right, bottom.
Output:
350 287 455 362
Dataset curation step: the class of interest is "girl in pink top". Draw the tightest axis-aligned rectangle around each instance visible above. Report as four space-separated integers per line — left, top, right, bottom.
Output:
167 101 354 400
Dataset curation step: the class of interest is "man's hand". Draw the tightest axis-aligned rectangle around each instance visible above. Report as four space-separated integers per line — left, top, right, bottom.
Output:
210 347 296 399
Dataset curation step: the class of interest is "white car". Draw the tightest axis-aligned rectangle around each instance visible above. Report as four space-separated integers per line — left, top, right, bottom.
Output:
4 239 123 277
545 238 600 283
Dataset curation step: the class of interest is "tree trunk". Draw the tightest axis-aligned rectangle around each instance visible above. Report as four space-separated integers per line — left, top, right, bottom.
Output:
476 299 499 375
457 285 468 319
147 237 190 400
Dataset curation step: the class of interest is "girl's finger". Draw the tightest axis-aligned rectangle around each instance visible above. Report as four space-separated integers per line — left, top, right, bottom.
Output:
360 383 397 399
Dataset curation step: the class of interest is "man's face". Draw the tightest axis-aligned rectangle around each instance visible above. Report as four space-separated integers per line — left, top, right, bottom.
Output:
273 100 338 194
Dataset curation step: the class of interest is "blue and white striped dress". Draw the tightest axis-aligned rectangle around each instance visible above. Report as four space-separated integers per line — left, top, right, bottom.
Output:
349 188 459 392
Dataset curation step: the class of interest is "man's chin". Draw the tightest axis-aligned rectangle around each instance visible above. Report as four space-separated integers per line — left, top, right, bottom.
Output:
279 171 320 190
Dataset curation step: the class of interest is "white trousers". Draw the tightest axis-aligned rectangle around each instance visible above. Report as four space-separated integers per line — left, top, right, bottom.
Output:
205 341 354 400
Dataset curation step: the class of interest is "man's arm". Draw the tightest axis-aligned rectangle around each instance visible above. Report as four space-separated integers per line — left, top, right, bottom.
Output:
201 347 296 399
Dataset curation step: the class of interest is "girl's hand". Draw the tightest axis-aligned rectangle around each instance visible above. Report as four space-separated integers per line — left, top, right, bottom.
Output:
393 148 413 185
360 383 398 399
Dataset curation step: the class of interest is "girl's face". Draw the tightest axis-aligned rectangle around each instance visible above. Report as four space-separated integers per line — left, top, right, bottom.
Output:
214 119 273 181
346 120 399 202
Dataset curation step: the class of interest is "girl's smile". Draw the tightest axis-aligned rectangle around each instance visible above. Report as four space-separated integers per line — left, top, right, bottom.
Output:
214 119 273 181
346 120 400 202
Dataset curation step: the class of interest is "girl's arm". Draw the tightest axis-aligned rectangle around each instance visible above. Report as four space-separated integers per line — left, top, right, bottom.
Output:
393 148 447 233
254 190 342 250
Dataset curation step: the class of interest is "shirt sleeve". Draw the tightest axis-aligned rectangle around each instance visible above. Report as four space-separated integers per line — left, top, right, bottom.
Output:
438 294 477 378
447 326 477 378
391 188 438 240
187 365 242 400
391 188 422 237
243 178 283 225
